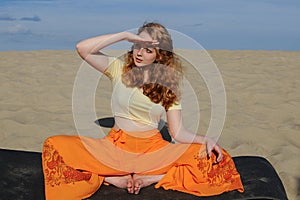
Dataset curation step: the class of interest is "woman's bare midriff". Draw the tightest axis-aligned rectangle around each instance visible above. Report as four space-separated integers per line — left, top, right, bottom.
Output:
113 116 157 132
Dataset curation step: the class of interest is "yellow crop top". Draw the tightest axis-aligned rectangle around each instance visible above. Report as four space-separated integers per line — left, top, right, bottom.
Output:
104 57 181 127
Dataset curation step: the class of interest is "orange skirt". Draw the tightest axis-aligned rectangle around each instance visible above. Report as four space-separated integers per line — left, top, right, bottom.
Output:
42 128 244 199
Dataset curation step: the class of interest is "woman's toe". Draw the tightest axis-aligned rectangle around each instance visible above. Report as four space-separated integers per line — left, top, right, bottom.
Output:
127 179 134 194
134 179 142 194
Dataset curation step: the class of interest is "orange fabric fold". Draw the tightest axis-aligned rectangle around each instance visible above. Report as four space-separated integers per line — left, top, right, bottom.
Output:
42 128 244 199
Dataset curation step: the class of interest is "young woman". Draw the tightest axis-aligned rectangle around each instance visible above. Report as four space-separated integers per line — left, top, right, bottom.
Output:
42 22 244 199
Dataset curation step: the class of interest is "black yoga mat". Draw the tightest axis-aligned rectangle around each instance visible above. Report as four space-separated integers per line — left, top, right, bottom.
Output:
0 149 288 200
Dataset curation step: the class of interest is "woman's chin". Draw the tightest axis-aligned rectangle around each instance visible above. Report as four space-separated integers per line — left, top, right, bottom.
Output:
134 62 146 67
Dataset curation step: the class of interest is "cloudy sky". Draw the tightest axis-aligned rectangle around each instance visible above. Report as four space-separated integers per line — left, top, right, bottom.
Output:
0 0 299 51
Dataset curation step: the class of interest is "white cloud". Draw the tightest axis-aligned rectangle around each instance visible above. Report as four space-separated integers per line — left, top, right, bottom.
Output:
0 24 31 34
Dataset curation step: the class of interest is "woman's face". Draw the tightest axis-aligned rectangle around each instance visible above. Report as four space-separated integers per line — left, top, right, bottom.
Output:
132 31 157 67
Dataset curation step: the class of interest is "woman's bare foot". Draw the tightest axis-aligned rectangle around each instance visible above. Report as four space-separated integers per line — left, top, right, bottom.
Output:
104 175 134 193
132 174 164 194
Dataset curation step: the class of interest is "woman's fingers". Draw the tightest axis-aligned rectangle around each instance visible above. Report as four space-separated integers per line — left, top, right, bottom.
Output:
207 145 213 158
214 145 223 163
126 32 159 45
205 138 224 163
136 39 159 46
151 40 159 45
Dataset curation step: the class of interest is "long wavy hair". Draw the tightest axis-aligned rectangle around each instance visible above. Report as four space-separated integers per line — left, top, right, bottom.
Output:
122 22 183 111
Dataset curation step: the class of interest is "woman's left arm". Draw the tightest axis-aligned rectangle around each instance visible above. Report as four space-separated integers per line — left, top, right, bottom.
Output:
167 109 223 162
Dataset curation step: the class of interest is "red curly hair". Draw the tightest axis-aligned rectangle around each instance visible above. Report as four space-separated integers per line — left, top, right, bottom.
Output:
122 22 183 111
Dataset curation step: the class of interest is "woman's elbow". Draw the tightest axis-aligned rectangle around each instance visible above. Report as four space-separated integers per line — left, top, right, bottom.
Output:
76 42 88 59
168 126 181 140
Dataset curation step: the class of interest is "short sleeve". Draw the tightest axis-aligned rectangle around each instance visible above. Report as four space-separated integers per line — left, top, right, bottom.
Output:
168 101 182 110
104 57 123 81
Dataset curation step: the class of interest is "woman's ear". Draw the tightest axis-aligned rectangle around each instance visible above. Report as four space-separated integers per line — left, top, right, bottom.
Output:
156 55 162 62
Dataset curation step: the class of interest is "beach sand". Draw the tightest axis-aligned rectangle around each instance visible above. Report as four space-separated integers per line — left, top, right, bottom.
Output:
0 49 299 199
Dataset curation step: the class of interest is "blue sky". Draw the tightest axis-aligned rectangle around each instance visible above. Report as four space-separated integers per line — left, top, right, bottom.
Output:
0 0 299 51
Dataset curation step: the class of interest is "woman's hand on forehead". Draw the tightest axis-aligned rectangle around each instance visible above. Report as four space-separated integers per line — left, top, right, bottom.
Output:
133 43 157 50
125 32 159 46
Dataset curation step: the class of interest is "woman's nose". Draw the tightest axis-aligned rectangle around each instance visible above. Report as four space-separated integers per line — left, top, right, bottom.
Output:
137 48 143 56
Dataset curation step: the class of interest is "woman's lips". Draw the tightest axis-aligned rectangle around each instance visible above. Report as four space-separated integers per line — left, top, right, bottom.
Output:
135 57 142 63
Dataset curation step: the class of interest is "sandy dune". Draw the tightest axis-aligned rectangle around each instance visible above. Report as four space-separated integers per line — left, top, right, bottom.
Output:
0 49 299 199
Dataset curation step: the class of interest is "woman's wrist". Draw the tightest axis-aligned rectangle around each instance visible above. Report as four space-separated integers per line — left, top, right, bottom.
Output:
195 135 206 144
120 31 130 41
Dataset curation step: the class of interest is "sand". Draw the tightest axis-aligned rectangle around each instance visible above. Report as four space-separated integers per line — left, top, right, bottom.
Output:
0 49 299 199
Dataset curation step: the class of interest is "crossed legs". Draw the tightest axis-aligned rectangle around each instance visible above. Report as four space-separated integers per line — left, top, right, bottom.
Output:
104 174 164 194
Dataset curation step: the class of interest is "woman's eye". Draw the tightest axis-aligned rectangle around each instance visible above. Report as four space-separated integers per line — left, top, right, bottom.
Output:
146 48 153 53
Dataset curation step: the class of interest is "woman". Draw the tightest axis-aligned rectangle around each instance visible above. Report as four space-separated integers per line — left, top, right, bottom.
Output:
42 22 244 199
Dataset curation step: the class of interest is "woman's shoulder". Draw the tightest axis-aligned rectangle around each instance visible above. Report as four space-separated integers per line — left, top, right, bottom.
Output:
104 57 124 80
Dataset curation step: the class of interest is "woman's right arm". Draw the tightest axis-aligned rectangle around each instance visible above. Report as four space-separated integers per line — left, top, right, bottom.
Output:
76 32 129 73
76 32 158 73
